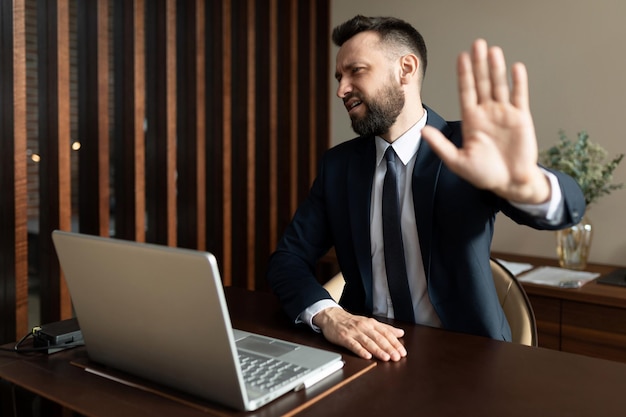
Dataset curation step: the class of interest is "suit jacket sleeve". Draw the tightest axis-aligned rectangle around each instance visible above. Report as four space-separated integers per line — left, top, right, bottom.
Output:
266 156 336 322
500 167 586 230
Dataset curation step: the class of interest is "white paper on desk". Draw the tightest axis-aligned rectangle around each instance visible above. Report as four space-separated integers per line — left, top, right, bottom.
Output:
496 259 534 276
516 266 599 287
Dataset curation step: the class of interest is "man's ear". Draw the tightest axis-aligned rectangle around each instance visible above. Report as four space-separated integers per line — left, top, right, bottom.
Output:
399 54 420 85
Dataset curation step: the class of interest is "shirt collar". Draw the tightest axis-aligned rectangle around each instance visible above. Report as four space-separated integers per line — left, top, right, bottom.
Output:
376 109 428 167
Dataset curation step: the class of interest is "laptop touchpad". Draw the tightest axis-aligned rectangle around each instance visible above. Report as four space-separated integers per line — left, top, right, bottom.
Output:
237 335 297 357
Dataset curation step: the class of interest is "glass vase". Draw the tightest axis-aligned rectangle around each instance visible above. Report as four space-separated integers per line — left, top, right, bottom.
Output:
556 215 593 270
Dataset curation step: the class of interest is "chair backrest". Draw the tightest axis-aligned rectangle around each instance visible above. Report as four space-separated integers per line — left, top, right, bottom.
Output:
323 259 538 346
323 272 345 303
490 258 538 346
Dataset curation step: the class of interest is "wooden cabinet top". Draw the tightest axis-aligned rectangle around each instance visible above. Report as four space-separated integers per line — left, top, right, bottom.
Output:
493 252 626 309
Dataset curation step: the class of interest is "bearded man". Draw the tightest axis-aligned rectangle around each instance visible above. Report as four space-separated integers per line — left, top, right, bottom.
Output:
267 15 585 362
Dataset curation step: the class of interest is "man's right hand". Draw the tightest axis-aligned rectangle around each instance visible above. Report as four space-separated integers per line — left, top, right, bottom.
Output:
312 307 407 361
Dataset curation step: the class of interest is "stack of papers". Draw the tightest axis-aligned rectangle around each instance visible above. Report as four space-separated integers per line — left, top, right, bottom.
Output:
516 266 599 288
496 259 534 276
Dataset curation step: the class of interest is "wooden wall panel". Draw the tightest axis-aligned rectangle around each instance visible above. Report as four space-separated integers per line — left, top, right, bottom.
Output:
145 0 177 246
229 0 248 288
267 0 278 252
214 0 330 289
0 0 29 342
314 1 330 166
245 0 256 290
0 0 330 342
77 0 110 237
220 0 233 285
205 0 226 273
287 0 298 215
254 0 272 291
273 0 298 236
176 0 206 251
113 0 146 242
36 0 72 324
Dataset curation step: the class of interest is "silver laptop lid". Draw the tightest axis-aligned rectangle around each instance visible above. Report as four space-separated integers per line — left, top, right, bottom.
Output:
52 230 250 410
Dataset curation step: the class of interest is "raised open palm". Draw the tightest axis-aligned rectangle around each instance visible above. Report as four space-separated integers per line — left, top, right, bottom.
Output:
422 39 550 205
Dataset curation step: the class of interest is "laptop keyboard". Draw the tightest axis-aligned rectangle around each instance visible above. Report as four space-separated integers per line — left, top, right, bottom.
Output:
238 350 309 392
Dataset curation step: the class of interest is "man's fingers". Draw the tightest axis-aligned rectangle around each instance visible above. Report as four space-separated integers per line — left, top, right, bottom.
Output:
350 320 407 361
471 39 491 104
461 41 514 108
316 310 407 362
370 325 408 359
511 62 529 111
458 52 477 112
488 46 509 103
344 337 374 360
353 329 405 362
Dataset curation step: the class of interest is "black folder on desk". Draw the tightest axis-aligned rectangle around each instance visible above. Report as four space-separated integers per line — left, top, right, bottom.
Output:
597 269 626 287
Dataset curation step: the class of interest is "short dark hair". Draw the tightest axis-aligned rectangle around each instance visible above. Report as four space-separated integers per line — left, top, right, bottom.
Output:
332 15 428 79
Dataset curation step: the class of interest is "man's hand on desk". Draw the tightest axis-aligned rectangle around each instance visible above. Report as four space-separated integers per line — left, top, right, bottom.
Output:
312 307 407 362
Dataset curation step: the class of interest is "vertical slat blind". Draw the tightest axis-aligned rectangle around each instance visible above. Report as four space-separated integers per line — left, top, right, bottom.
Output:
245 0 256 290
145 0 177 247
113 0 146 243
0 0 29 343
176 0 206 251
77 0 110 238
0 0 330 343
36 0 73 324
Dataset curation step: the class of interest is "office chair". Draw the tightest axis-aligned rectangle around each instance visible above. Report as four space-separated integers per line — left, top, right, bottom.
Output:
323 272 345 303
490 258 538 347
323 258 538 347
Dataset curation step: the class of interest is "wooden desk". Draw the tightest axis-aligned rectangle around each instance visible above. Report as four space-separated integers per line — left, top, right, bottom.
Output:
494 252 626 363
0 288 373 417
297 322 626 417
3 287 626 416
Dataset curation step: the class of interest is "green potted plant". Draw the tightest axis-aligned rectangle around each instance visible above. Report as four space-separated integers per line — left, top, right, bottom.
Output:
539 130 623 269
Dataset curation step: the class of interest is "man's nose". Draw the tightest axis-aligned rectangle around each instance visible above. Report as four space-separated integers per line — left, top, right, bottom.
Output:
336 79 352 99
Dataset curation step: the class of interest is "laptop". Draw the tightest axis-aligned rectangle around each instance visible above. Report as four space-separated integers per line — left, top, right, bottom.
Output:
597 268 626 288
51 230 343 411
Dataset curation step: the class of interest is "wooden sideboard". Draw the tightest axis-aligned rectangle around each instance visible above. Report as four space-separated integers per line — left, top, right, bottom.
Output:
493 252 626 363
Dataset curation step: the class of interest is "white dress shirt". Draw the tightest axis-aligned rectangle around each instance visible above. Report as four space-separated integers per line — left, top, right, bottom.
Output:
369 113 440 325
299 110 563 330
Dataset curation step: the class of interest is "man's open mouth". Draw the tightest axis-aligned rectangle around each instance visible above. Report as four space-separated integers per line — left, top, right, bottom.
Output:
345 99 362 113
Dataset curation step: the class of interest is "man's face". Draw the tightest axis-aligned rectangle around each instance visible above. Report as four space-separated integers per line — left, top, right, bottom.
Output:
335 32 405 137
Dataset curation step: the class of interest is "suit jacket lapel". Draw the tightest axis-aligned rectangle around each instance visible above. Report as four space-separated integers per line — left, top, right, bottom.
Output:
413 108 449 279
347 137 376 311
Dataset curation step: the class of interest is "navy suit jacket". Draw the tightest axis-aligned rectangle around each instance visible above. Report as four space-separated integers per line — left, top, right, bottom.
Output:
267 107 586 341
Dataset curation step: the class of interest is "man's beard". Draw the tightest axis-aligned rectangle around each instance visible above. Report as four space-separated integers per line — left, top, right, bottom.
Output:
349 81 405 137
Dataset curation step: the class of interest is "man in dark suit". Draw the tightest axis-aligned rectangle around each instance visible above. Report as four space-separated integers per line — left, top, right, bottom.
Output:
267 16 585 362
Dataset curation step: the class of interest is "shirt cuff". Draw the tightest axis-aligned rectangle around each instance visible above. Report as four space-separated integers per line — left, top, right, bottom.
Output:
296 299 342 333
509 169 564 224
